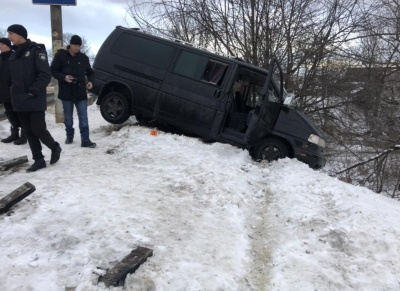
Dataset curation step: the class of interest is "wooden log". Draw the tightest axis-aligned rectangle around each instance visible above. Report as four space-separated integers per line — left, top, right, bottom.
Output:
0 182 36 215
99 246 153 287
0 156 29 171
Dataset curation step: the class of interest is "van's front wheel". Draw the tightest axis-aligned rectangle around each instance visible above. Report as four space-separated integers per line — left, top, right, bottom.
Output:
253 138 289 162
100 92 131 124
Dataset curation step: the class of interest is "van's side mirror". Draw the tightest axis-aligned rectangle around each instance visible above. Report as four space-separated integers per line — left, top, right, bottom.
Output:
284 93 297 107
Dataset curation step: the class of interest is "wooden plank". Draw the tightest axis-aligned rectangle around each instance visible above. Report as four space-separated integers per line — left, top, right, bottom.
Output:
0 182 36 215
0 156 29 171
99 246 153 287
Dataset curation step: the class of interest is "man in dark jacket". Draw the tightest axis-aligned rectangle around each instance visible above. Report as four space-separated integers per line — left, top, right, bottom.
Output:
8 24 62 172
0 37 27 145
51 35 96 148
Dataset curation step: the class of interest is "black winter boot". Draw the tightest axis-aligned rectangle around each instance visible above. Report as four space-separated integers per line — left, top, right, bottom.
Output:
50 143 62 165
26 159 46 172
13 129 27 145
81 140 97 148
1 127 19 143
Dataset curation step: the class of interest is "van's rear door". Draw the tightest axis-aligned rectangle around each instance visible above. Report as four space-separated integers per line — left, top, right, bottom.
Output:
245 57 284 145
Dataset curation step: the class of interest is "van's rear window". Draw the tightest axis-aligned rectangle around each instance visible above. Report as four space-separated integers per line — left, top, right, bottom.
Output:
112 33 175 69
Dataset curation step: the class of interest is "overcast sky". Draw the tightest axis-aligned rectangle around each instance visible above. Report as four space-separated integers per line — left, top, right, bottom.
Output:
0 0 137 54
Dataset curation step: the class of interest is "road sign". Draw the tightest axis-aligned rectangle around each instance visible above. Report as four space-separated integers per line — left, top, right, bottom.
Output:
32 0 77 5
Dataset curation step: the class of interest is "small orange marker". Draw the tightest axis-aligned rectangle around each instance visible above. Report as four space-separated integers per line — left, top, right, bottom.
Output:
150 130 158 136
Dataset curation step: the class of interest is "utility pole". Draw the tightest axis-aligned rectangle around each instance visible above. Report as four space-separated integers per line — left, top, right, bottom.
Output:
33 0 77 122
50 5 64 123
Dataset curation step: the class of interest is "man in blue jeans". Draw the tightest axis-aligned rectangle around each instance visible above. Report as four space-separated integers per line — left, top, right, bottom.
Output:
50 35 96 148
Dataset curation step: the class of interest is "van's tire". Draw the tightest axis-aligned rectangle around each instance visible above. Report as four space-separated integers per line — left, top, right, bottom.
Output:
253 137 289 162
100 92 131 124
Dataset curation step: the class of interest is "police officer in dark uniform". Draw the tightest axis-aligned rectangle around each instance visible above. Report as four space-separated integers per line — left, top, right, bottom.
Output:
7 24 62 172
0 37 27 145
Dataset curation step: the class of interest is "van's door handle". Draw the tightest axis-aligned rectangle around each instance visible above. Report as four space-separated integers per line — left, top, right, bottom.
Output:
214 90 221 98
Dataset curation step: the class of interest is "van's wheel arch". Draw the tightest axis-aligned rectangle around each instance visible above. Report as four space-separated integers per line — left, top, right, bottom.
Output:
100 92 131 124
252 137 290 162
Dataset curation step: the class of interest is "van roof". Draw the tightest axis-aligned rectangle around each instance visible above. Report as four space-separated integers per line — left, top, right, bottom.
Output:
115 26 269 74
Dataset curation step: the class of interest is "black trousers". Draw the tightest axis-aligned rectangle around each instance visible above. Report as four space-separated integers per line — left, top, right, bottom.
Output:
18 111 57 160
3 102 21 129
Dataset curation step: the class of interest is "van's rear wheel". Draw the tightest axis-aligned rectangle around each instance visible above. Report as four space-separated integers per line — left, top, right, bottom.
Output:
253 138 289 162
100 92 131 124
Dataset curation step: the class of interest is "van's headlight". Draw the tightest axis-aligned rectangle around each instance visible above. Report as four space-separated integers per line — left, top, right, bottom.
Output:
308 134 326 148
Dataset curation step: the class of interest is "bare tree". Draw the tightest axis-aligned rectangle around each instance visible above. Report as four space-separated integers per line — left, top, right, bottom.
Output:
0 28 6 37
324 0 400 198
125 0 400 198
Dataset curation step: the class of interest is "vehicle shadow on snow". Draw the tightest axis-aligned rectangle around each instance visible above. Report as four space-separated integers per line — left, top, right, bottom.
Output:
138 119 217 144
99 117 216 145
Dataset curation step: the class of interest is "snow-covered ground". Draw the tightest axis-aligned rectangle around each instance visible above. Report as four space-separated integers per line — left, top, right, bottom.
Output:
1 104 400 291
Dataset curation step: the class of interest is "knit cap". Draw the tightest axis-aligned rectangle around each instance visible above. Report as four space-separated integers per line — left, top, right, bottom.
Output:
70 35 82 46
0 37 11 48
7 24 28 39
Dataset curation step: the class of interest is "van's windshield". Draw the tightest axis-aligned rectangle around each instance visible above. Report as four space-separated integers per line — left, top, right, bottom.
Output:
271 75 287 102
271 75 297 107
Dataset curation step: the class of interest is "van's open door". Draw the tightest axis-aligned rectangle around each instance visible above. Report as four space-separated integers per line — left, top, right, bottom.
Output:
245 57 284 145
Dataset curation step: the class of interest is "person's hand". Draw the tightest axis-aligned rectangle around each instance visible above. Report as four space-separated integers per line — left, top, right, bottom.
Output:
28 87 38 97
86 82 93 90
65 75 74 83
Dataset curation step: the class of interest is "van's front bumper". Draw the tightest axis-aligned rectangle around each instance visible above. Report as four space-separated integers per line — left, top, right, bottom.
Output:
293 147 326 169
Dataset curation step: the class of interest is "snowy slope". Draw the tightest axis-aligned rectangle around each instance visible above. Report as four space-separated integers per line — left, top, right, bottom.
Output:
1 105 400 291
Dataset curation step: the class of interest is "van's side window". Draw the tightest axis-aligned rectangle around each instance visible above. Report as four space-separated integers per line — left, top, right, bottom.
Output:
111 33 174 69
173 51 228 86
173 51 208 79
248 83 264 108
201 60 228 85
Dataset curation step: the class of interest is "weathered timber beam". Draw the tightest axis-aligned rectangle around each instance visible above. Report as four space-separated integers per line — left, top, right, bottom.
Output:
99 246 153 287
0 156 29 171
0 182 36 214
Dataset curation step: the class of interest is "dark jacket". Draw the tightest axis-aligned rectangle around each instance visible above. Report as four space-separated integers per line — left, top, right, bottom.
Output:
0 51 13 104
9 40 51 112
50 46 95 101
